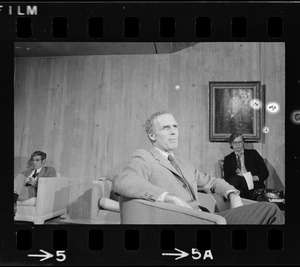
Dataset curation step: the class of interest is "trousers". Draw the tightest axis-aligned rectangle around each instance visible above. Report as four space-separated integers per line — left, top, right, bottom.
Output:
14 173 37 201
226 174 255 199
216 202 284 224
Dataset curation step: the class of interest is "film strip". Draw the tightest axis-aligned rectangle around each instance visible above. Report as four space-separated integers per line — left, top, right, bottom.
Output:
1 1 300 266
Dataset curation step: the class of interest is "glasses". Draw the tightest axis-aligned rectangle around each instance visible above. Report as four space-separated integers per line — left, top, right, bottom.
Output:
232 141 243 145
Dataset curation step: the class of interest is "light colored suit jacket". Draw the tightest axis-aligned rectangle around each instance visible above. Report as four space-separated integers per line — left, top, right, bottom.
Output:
114 148 236 209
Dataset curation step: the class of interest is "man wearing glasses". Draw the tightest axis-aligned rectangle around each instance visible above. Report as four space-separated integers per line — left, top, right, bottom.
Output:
14 151 57 215
114 112 283 224
223 133 269 199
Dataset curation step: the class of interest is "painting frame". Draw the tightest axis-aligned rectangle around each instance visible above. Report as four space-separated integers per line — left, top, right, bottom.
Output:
209 81 264 142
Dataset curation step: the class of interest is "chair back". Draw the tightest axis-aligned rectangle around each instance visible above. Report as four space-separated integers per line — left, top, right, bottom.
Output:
215 159 224 178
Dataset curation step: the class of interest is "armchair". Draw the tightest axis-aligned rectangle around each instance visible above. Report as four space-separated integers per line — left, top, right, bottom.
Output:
14 176 70 224
91 178 120 224
91 178 256 225
215 160 225 178
120 195 226 225
119 192 255 224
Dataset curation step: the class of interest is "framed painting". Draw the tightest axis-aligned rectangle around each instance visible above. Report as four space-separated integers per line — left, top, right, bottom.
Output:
209 81 264 142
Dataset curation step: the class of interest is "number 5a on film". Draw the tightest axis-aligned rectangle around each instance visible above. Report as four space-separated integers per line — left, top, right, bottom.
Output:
162 248 213 261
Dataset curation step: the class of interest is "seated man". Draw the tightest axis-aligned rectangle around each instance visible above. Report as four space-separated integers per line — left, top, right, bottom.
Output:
113 111 284 224
223 133 269 199
14 151 57 215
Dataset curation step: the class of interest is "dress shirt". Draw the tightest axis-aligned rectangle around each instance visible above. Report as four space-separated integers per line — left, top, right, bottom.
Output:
30 167 42 178
154 147 171 202
154 147 172 160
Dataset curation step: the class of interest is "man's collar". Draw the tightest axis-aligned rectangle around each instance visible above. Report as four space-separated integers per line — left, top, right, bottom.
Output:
34 167 43 173
235 150 244 156
154 147 173 160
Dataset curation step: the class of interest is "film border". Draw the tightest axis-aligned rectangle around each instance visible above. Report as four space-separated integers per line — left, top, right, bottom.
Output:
0 1 299 266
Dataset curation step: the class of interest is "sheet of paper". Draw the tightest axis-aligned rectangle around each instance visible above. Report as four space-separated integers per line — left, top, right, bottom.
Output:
243 172 254 190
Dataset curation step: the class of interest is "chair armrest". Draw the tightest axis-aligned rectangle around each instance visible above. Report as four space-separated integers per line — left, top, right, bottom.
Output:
91 179 115 220
197 192 218 213
98 198 120 212
119 197 226 224
35 177 70 215
92 179 113 197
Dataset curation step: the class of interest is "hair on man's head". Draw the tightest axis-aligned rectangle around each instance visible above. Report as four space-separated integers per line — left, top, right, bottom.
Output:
30 151 47 161
144 111 171 143
228 132 244 149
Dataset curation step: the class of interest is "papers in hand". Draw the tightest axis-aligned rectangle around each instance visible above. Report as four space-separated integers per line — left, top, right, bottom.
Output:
242 172 254 190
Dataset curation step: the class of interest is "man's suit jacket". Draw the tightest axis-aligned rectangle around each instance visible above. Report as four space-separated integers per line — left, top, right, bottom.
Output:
21 166 57 184
17 166 57 201
114 148 236 210
223 149 269 189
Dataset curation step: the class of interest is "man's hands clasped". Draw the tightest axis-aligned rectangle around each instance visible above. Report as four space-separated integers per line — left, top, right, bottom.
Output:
25 176 38 187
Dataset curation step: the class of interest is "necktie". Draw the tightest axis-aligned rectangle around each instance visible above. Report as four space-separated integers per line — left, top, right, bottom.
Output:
240 152 247 172
32 170 38 178
167 154 210 213
167 154 182 175
236 154 241 173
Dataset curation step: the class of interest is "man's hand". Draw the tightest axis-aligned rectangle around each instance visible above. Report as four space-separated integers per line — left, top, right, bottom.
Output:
252 175 259 181
237 168 248 176
164 193 193 209
229 193 244 209
31 178 38 187
25 176 37 186
25 176 34 185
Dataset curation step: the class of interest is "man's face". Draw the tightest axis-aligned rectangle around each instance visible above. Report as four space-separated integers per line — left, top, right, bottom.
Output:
231 135 244 153
32 155 45 169
150 114 179 153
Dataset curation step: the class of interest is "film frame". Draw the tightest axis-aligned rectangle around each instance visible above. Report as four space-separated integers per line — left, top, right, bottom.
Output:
1 1 300 266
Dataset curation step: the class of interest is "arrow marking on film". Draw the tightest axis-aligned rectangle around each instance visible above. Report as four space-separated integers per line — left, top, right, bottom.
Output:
162 248 189 260
28 249 53 261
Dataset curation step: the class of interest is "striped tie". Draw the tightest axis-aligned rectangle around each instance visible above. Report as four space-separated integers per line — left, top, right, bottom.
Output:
236 154 241 173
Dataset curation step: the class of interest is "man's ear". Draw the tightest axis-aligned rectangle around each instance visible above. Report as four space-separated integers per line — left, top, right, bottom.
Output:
148 132 156 142
42 159 46 165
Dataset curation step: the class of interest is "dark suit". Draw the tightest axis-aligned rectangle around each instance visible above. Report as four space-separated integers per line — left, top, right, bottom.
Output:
114 148 284 224
14 166 57 201
224 149 269 199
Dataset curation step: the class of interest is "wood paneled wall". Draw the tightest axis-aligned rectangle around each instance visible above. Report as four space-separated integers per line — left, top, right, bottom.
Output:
14 42 285 219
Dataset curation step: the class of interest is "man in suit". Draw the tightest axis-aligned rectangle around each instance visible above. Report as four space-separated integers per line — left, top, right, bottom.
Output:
113 111 284 224
14 151 57 215
223 133 269 199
